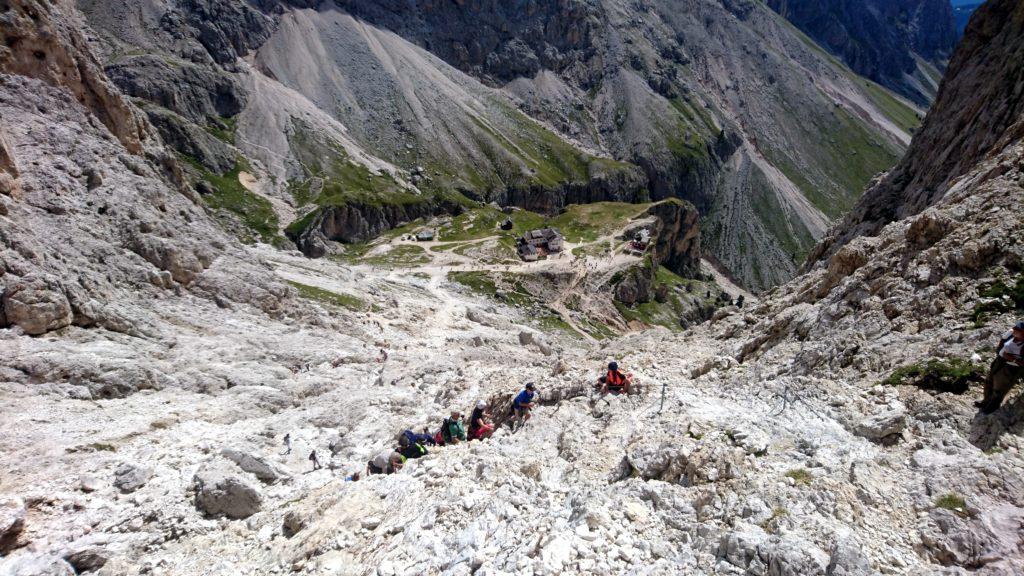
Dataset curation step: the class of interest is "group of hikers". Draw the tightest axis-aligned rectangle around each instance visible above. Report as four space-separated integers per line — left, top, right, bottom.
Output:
289 323 1024 479
363 362 635 475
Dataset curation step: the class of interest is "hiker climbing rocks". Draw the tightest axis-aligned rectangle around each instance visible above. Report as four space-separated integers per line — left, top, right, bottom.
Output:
599 361 633 395
468 401 494 440
976 321 1024 414
398 435 429 460
282 433 291 455
401 428 437 446
511 383 537 429
309 450 322 471
438 411 466 445
397 431 430 459
367 449 405 475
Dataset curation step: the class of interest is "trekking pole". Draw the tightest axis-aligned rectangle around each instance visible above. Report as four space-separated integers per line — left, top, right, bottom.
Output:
658 379 667 413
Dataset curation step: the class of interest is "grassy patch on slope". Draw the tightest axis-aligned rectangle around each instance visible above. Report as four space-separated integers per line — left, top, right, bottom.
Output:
972 276 1024 325
882 358 985 394
287 280 367 311
183 156 281 245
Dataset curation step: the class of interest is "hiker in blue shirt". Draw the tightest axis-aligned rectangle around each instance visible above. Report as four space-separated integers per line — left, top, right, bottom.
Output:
511 383 537 430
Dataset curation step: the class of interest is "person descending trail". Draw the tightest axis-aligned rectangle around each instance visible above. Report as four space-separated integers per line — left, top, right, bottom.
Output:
437 411 467 445
282 433 291 455
976 321 1024 414
367 449 406 475
511 383 537 431
598 361 633 395
309 450 322 471
468 401 494 440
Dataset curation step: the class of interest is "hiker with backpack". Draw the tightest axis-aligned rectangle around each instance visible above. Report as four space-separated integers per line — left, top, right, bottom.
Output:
397 432 430 460
598 361 633 395
401 428 437 447
468 401 494 440
437 411 466 445
511 383 537 429
367 448 406 475
976 321 1024 414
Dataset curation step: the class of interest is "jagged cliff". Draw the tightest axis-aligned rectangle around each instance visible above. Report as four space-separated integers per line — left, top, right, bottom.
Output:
767 0 958 106
73 0 920 291
810 0 1024 266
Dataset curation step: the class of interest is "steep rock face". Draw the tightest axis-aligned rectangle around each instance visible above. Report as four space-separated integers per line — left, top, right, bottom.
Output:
288 199 464 258
333 0 601 86
767 0 957 105
0 0 149 153
105 56 248 124
648 199 701 278
810 0 1024 265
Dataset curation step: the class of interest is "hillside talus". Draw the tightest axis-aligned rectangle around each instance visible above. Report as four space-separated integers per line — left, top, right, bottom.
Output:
1 0 1023 574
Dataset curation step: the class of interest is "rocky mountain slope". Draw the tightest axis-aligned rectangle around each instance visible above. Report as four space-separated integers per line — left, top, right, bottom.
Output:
75 0 921 292
810 0 1024 265
766 0 958 106
2 0 1024 575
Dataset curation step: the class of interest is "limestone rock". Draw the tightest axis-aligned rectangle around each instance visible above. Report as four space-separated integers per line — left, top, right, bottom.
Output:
2 275 72 335
0 496 26 553
193 466 262 519
112 463 151 493
221 448 288 484
854 409 906 442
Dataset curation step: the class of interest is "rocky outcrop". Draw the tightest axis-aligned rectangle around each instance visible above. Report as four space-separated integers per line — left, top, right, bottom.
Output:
810 0 1024 265
647 199 701 278
333 0 602 86
0 496 26 554
767 0 957 105
0 0 148 153
193 466 263 519
143 106 236 174
289 198 464 258
1 275 73 336
498 163 648 215
105 56 248 124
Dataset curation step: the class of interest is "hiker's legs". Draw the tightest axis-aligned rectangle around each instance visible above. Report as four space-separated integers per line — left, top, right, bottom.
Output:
982 358 1004 403
985 364 1022 412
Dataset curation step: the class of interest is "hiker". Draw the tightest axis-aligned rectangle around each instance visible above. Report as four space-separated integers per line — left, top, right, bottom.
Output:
512 383 537 427
599 361 633 395
309 450 321 471
282 433 291 455
438 411 466 445
397 435 429 460
401 428 437 447
468 401 495 440
344 472 361 482
367 449 405 475
736 294 745 308
976 321 1024 414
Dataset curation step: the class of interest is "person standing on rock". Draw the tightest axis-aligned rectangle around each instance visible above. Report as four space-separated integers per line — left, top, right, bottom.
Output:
976 321 1024 414
598 362 632 395
511 383 537 430
468 401 494 440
